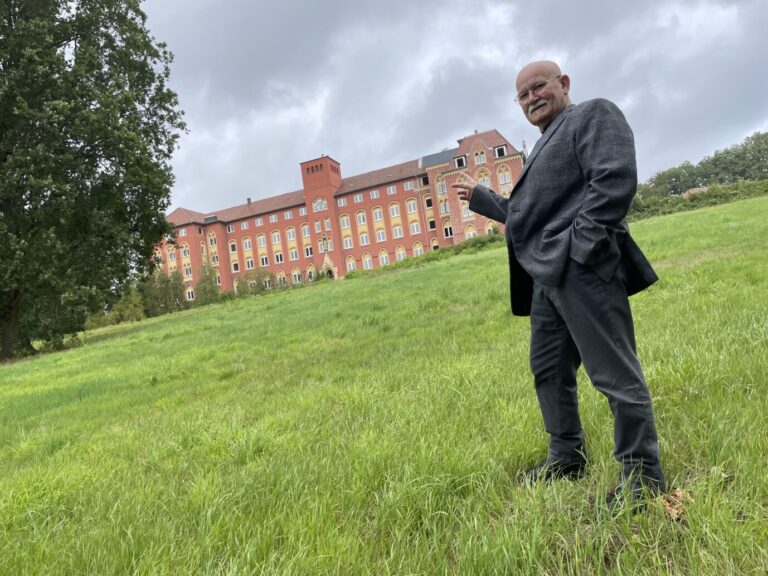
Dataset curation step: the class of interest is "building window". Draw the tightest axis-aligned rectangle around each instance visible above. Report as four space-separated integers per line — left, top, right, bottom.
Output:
389 204 400 217
178 228 187 237
315 220 322 233
436 180 447 196
455 156 466 169
406 199 417 214
499 170 512 185
275 252 284 264
414 243 424 256
386 185 396 195
257 235 266 248
211 254 219 265
186 289 194 301
260 255 269 266
393 226 403 239
379 252 389 266
404 181 414 191
429 219 436 230
232 262 240 273
215 274 221 286
304 246 313 257
226 224 234 233
356 212 367 225
425 197 433 208
246 258 254 270
168 251 176 261
444 224 453 238
362 254 373 270
243 238 252 250
353 193 363 203
495 145 507 158
396 248 406 261
474 151 486 165
337 197 347 207
410 222 421 235
183 266 192 277
370 189 379 199
346 258 356 272
208 236 217 247
290 248 299 261
182 247 190 258
271 231 281 244
269 214 278 223
293 271 303 283
240 221 249 230
340 215 350 229
324 217 331 231
286 228 296 241
373 207 383 222
278 275 286 286
466 228 477 239
255 217 263 226
462 205 471 218
229 242 237 253
312 197 328 212
343 236 353 249
302 224 310 238
479 174 491 187
376 229 386 243
284 210 293 219
359 233 369 246
421 176 429 186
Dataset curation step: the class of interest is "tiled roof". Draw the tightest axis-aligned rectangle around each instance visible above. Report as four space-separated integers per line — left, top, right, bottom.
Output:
213 189 306 223
336 158 422 196
166 207 206 226
168 129 518 224
456 129 517 157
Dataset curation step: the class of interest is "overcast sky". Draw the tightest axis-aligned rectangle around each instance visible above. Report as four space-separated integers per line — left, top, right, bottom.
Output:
142 0 768 214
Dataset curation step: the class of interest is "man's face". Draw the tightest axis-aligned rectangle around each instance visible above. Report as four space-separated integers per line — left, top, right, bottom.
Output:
516 68 571 132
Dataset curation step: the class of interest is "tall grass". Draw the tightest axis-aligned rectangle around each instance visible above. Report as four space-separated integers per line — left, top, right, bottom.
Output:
1 198 767 574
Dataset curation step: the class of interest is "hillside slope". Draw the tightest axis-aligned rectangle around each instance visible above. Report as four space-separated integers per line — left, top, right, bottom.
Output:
1 197 767 575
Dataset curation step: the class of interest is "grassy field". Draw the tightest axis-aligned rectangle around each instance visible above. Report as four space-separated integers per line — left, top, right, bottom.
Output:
1 197 767 575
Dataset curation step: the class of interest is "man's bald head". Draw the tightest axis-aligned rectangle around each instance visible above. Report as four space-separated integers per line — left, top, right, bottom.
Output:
515 61 571 132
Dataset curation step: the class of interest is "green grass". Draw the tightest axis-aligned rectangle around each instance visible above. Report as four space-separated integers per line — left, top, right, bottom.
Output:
2 197 768 575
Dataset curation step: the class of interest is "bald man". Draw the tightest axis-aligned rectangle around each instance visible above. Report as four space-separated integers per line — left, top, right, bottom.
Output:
453 61 666 510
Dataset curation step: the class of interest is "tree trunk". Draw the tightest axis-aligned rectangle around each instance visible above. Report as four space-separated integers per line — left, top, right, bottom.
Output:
1 292 21 361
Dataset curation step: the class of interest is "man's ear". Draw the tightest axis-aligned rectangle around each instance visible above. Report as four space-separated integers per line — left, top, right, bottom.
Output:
560 74 571 95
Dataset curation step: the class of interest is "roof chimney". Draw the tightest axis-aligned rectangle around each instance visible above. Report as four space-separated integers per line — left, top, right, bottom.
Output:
247 197 252 206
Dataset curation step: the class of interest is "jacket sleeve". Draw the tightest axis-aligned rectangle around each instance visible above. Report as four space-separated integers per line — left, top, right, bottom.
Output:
570 99 637 266
468 185 508 224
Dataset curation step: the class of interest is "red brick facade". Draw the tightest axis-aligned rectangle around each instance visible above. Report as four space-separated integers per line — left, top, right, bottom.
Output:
161 130 523 300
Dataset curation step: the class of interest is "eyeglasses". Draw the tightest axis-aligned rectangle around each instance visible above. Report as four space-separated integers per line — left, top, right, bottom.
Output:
515 75 562 104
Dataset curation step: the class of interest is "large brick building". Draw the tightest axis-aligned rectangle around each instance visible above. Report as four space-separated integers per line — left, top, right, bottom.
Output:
161 129 524 301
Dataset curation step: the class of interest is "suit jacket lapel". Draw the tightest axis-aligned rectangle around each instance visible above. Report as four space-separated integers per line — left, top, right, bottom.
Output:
512 104 575 192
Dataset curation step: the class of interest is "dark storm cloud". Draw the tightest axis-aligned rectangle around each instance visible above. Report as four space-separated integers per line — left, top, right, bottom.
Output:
141 0 768 212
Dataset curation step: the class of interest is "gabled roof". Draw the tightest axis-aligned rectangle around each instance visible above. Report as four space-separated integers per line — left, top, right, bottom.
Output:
167 129 519 224
336 158 423 196
456 129 517 157
166 207 206 226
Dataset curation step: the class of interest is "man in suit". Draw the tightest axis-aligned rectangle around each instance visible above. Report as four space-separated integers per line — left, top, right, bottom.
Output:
453 61 666 508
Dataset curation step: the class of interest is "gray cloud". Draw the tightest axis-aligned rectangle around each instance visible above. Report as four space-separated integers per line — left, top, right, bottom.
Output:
142 0 768 212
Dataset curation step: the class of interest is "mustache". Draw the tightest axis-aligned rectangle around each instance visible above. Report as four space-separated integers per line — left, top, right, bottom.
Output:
527 101 547 114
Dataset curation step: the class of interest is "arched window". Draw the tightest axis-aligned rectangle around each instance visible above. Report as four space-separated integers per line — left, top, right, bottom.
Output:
378 249 390 266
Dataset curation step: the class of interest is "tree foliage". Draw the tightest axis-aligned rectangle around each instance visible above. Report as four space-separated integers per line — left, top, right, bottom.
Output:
0 0 185 359
638 132 768 198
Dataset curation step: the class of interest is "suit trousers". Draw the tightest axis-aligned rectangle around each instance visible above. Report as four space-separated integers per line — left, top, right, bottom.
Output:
529 257 665 489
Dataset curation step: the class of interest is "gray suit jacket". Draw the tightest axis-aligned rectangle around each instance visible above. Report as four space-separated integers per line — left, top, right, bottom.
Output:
469 98 658 316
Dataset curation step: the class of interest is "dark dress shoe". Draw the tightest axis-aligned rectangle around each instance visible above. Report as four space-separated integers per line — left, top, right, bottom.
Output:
522 454 587 484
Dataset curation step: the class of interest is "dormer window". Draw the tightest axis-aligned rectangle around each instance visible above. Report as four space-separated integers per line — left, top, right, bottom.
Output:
494 145 507 158
455 156 466 169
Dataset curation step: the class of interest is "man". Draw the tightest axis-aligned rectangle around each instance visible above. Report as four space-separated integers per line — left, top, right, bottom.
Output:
453 61 665 508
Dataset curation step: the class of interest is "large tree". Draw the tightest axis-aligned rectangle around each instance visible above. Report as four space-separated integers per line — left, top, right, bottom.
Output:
0 0 185 359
